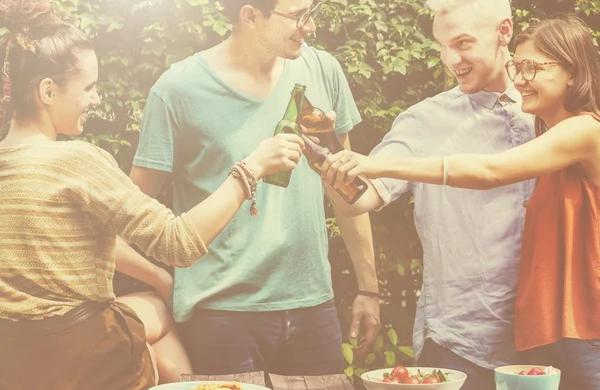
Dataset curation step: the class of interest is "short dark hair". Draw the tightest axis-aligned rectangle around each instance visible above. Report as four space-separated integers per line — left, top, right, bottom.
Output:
221 0 278 23
0 0 93 124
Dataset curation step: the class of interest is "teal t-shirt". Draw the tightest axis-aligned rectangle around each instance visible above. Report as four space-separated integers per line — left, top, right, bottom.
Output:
133 44 361 321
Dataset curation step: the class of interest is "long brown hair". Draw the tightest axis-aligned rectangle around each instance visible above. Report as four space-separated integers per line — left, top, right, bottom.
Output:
0 0 93 134
514 14 600 136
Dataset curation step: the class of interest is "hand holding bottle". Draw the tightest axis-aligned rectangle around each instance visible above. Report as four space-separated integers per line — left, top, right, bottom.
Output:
320 150 381 189
244 133 305 180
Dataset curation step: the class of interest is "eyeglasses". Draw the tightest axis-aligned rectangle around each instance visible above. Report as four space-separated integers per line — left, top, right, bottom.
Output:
270 1 322 29
505 59 561 82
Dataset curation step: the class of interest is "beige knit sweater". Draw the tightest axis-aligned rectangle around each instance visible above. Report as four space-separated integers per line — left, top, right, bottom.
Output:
0 141 207 321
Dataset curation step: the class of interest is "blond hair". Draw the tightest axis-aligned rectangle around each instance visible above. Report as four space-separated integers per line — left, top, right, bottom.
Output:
426 0 512 24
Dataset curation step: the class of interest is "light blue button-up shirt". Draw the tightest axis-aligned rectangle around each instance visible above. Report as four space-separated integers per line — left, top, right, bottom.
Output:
370 86 535 369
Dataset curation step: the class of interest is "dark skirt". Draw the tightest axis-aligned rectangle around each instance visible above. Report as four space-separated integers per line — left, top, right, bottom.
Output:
0 301 156 390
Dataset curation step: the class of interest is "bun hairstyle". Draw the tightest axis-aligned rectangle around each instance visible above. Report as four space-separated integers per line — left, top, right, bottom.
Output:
0 0 92 131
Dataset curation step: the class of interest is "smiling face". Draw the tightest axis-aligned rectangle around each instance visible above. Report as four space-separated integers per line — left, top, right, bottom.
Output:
47 49 100 136
433 5 512 94
512 40 572 120
255 0 317 59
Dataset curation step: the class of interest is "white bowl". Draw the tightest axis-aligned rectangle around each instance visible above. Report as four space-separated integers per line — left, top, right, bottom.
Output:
362 367 467 390
149 381 270 390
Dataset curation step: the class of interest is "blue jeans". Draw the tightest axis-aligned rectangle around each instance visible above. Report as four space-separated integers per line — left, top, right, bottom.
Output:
523 338 600 390
178 299 344 376
418 339 495 390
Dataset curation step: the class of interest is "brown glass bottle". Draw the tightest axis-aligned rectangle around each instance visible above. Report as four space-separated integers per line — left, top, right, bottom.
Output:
299 133 368 205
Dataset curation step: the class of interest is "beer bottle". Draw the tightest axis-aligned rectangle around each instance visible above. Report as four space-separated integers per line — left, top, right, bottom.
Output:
263 84 307 187
299 133 368 205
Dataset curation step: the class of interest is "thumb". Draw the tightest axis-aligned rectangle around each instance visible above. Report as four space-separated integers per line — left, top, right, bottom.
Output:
349 314 362 339
326 111 337 127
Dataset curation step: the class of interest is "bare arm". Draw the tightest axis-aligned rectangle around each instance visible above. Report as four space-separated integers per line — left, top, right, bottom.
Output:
331 135 380 356
333 135 379 293
127 134 304 250
115 237 173 299
324 115 600 190
129 166 170 198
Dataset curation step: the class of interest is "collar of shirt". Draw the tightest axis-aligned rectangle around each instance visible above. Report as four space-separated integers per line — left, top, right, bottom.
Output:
467 84 521 110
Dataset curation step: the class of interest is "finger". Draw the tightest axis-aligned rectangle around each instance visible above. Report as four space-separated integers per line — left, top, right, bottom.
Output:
286 139 304 156
354 339 368 357
325 159 344 186
287 148 301 164
325 110 337 127
364 320 379 346
334 161 352 188
280 133 305 150
349 314 361 340
320 153 336 176
344 164 360 186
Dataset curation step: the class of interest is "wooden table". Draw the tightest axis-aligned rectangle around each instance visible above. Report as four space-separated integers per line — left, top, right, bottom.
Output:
179 372 355 390
269 373 354 390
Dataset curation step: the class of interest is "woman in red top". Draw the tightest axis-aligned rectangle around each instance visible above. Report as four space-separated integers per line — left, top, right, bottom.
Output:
322 14 600 390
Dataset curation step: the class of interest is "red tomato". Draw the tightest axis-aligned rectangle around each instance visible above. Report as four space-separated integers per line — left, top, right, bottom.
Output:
390 366 410 380
402 376 421 384
382 375 398 383
528 367 545 376
518 370 529 375
422 376 441 383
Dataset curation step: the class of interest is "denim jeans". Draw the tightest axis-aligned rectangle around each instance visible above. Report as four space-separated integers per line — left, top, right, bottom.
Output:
523 338 600 390
178 299 344 377
418 338 496 390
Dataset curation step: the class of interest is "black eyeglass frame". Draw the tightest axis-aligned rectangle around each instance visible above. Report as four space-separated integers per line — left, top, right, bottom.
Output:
270 1 322 29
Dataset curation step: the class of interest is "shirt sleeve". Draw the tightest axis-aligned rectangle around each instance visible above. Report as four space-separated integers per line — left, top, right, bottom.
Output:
69 142 207 267
369 110 423 209
132 89 182 173
328 56 362 135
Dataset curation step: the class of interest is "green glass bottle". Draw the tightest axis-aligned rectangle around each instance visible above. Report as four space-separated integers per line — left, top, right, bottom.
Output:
263 84 307 187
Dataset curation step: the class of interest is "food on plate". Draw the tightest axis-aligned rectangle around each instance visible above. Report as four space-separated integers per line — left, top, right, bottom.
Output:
189 383 243 390
382 365 451 384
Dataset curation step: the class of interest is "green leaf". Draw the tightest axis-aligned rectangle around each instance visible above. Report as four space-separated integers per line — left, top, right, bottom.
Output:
374 334 384 349
365 352 376 365
349 337 358 348
427 57 440 69
186 0 209 5
342 343 354 365
355 368 367 378
396 264 406 276
398 345 415 358
387 328 398 346
385 350 396 366
344 366 354 378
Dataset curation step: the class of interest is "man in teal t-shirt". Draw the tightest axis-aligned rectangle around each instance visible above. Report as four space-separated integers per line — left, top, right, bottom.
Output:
130 0 380 375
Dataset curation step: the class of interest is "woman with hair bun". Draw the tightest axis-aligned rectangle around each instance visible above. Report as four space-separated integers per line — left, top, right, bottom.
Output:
0 1 304 388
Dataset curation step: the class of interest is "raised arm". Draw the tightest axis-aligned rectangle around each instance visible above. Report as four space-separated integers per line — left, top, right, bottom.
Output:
74 135 303 268
323 115 600 190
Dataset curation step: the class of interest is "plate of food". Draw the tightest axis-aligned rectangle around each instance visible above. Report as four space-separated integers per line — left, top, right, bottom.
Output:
361 365 467 389
149 381 270 390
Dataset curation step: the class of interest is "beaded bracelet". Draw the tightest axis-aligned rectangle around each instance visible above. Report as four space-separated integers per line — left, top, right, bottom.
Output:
230 161 259 216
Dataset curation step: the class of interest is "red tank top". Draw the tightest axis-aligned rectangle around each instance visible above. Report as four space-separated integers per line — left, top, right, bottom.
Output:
515 114 600 350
